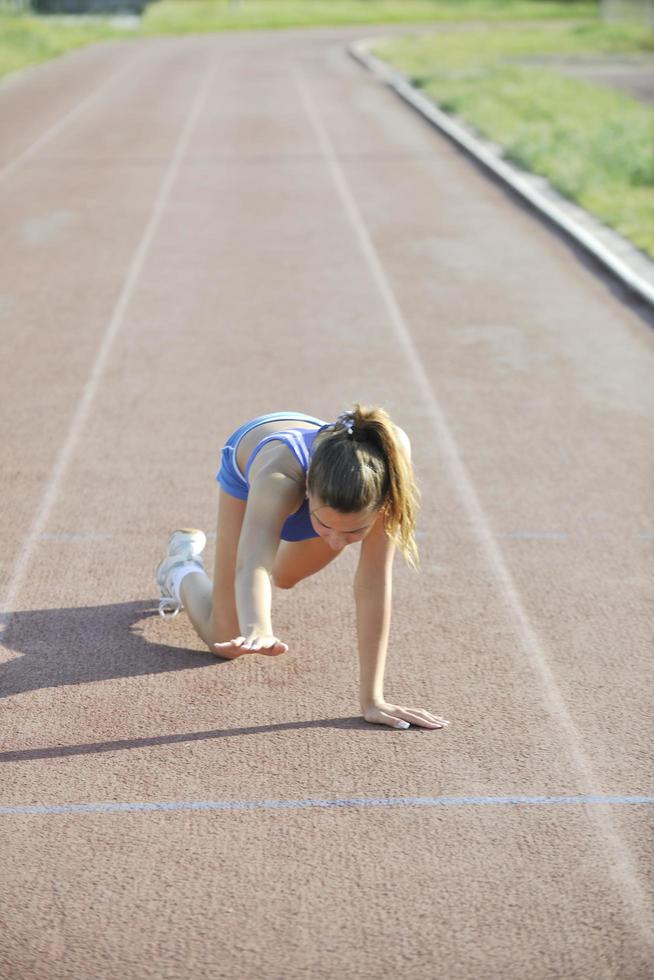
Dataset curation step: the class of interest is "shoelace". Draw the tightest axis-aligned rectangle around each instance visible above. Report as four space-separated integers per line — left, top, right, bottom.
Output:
158 597 181 619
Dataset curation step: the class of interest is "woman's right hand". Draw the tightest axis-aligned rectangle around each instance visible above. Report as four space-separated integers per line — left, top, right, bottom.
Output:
213 634 288 659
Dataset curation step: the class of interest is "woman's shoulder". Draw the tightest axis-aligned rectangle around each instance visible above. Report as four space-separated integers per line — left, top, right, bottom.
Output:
246 436 307 492
236 419 320 477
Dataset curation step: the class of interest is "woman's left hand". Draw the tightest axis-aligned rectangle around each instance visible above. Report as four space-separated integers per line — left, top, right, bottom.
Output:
363 700 450 730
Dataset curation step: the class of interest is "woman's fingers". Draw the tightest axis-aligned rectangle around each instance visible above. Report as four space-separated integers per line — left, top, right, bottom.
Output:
402 707 450 728
381 712 411 729
260 639 289 655
391 709 449 729
212 637 246 660
364 704 450 730
220 635 288 656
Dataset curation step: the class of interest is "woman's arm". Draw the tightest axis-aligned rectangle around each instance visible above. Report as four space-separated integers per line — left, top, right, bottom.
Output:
354 426 408 709
235 470 299 645
354 518 449 732
214 447 302 657
354 515 395 709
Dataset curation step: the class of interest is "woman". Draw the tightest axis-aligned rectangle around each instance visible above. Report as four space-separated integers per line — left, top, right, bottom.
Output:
156 406 449 731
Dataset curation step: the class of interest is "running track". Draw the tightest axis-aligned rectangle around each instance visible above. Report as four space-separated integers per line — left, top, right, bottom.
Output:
1 27 653 980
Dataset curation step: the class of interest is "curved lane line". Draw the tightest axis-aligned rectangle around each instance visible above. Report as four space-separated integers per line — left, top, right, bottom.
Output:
0 59 216 616
292 65 654 946
1 794 653 817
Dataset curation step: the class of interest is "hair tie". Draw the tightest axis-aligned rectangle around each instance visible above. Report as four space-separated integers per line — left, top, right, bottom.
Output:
336 410 355 438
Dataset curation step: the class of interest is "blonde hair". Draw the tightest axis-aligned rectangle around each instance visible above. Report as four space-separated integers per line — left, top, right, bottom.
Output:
307 404 420 567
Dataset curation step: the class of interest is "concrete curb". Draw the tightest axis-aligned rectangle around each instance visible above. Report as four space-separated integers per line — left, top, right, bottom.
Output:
348 37 654 310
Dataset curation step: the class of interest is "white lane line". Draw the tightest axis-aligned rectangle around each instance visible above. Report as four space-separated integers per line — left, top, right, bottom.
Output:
0 57 137 183
2 793 654 817
37 533 113 542
496 531 569 541
0 61 216 616
293 66 654 945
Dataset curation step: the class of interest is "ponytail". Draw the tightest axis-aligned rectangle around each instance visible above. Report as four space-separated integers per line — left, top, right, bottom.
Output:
307 404 420 567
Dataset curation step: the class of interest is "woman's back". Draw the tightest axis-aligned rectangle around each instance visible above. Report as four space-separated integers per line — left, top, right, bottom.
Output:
235 417 323 479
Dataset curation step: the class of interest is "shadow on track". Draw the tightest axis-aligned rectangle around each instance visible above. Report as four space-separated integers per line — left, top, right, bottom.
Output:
0 716 376 764
0 600 221 700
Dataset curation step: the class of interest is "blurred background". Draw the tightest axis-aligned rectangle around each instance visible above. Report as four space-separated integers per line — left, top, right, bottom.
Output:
1 1 652 259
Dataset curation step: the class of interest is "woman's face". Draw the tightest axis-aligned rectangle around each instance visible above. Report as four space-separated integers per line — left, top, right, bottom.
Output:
307 495 379 551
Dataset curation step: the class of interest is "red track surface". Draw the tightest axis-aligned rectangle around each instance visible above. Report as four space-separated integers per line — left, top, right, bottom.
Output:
1 28 653 980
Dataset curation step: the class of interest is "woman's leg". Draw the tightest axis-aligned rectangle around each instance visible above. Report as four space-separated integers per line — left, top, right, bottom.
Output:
180 490 246 650
272 536 341 590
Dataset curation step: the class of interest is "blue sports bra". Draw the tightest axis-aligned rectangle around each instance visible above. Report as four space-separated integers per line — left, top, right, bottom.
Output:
244 427 326 542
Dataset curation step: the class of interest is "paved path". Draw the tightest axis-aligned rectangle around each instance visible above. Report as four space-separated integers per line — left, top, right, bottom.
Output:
1 27 653 980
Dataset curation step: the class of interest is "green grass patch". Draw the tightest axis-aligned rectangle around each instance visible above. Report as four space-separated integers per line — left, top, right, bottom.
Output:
0 1 597 81
141 1 596 35
373 22 654 257
0 12 127 79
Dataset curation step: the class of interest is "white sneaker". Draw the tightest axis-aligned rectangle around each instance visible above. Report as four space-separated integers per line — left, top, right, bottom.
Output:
156 528 207 618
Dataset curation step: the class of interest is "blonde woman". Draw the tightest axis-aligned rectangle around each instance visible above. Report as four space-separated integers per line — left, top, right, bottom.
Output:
156 406 449 731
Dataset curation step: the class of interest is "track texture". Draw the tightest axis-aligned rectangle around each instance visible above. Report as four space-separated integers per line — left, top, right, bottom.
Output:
1 27 653 980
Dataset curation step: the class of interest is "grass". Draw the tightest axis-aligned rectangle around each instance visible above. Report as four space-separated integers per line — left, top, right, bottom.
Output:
0 12 127 79
373 22 654 257
0 2 596 79
1 2 651 257
140 1 596 35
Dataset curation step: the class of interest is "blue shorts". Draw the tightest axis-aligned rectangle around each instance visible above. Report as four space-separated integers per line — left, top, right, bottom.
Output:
216 411 326 500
